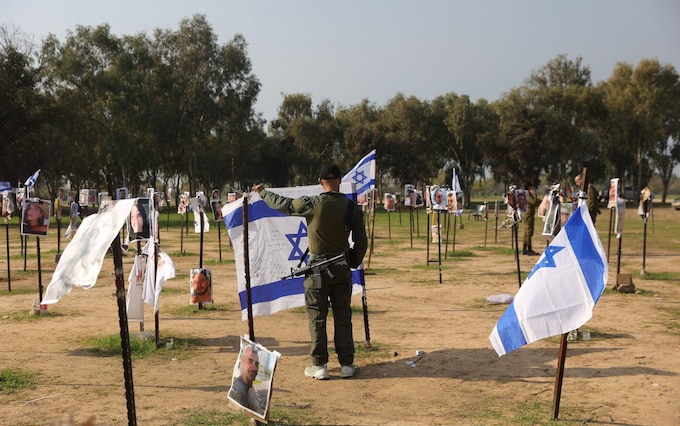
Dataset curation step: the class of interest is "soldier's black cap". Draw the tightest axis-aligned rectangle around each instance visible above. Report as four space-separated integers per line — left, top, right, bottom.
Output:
319 164 342 180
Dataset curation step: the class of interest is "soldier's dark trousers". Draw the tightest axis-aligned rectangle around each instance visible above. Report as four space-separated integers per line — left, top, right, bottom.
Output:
304 263 355 367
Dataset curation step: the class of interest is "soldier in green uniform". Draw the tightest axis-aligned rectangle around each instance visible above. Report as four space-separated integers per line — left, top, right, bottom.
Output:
574 174 600 224
253 164 368 380
522 182 539 256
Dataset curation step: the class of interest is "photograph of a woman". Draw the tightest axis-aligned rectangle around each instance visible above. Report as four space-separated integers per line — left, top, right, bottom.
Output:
128 198 151 242
21 200 51 236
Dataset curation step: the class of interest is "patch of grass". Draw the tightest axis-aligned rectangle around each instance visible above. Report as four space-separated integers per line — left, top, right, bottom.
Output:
83 334 188 359
168 303 231 316
0 368 38 395
640 271 680 281
447 250 475 258
0 288 37 296
160 286 186 295
177 405 321 425
355 341 393 360
202 258 235 266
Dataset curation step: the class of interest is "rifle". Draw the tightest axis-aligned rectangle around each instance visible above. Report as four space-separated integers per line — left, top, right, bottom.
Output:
281 253 347 289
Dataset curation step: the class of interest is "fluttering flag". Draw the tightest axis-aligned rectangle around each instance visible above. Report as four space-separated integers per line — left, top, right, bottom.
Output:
24 169 41 187
223 182 364 320
452 168 462 194
342 149 375 199
42 199 136 304
489 201 607 356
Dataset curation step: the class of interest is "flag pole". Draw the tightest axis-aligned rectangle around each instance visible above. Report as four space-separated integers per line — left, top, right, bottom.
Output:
243 195 255 342
437 211 442 284
552 166 589 420
107 173 137 425
37 237 43 303
5 222 10 291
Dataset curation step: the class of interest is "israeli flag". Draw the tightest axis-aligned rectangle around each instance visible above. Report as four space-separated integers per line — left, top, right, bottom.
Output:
343 149 375 198
223 183 364 320
489 201 607 356
24 169 41 187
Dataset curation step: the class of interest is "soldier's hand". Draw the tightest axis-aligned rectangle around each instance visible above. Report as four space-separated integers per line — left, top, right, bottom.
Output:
252 184 265 193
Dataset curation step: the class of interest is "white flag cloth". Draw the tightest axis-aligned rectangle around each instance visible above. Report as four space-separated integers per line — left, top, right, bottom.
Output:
452 169 462 194
190 197 210 233
24 169 41 187
223 182 364 320
126 254 147 322
144 245 176 313
489 201 607 356
342 149 375 199
42 199 136 304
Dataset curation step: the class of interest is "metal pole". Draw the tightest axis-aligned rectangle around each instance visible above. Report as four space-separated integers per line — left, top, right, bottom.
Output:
243 196 255 342
5 223 10 291
107 174 137 425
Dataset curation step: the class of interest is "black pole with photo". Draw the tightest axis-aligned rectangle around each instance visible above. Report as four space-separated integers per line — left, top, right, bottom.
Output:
494 201 499 243
23 235 27 271
607 208 614 264
387 211 391 241
154 242 160 347
444 213 450 259
616 235 623 285
243 196 256 342
408 207 414 248
483 202 489 247
107 174 137 425
137 241 144 332
36 237 43 302
179 213 184 254
641 214 648 275
198 204 205 310
452 213 458 255
56 216 61 256
437 211 442 284
513 221 521 288
416 207 420 238
551 166 589 420
217 221 222 261
5 222 10 291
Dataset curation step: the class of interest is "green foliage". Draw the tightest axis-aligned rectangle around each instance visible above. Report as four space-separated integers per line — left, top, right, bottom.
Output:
83 334 189 358
0 368 38 394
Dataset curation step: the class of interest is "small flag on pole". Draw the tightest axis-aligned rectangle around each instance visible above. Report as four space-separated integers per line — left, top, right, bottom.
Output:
342 149 375 199
489 201 607 356
24 169 41 188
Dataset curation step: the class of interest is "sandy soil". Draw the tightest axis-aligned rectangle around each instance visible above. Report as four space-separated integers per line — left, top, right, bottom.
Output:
1 205 679 425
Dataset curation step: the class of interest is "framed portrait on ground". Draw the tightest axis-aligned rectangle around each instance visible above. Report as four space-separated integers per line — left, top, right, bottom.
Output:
21 199 51 237
189 268 213 304
127 197 151 242
227 336 280 422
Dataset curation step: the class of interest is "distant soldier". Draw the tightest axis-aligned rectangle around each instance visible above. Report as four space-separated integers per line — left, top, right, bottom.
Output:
574 175 600 224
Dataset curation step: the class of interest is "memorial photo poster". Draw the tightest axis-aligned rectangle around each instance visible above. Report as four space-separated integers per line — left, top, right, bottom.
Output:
227 336 280 422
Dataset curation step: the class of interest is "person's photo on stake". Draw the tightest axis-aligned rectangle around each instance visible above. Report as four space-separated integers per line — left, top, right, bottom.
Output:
211 199 223 221
384 193 395 211
228 337 279 420
516 189 528 212
446 190 457 213
431 187 446 210
22 200 50 236
190 268 213 304
228 343 264 414
128 198 151 241
177 193 187 214
228 192 236 203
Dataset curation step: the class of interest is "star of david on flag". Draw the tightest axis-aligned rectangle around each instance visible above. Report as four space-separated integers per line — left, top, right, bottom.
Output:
489 201 607 356
343 149 375 198
24 169 41 188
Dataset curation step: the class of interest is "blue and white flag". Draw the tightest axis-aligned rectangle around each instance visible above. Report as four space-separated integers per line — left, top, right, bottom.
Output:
24 169 41 187
489 201 607 356
223 182 365 320
452 168 462 194
343 149 375 199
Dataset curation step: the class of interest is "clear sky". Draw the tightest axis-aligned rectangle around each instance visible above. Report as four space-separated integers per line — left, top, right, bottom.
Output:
3 0 679 124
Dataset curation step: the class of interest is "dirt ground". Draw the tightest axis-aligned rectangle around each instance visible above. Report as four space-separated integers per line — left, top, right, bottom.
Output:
1 204 679 425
